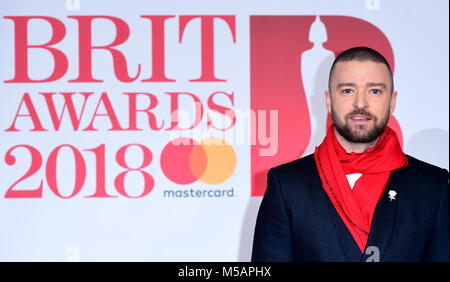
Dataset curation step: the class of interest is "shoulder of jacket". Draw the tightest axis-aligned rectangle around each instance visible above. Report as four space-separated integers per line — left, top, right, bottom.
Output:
269 154 317 180
402 155 449 198
271 153 315 171
405 155 449 180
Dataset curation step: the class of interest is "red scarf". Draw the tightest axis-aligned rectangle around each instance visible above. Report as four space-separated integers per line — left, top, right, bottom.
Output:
314 125 408 253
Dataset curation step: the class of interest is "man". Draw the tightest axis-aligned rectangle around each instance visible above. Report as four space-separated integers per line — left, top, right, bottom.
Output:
251 46 449 262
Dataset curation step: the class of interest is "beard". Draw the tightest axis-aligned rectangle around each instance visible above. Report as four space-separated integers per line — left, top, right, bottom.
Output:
331 106 390 143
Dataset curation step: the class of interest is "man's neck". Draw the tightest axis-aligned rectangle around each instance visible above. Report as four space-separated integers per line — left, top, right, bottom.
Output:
334 128 379 153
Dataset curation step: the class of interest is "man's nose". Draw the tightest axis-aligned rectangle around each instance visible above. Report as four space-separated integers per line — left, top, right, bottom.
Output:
353 90 369 109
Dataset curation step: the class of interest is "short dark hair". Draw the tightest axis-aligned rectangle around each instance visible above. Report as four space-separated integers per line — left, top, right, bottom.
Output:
328 46 394 93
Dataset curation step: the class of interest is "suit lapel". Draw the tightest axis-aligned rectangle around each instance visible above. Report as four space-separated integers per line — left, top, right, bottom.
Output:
313 166 363 261
326 199 364 261
362 168 403 261
324 167 404 262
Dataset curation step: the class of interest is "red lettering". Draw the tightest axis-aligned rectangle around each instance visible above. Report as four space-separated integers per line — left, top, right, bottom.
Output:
68 16 141 83
114 144 154 198
3 90 236 132
124 92 164 130
46 145 86 199
4 15 237 83
165 92 204 130
5 93 47 132
3 143 157 199
4 16 68 83
207 91 236 131
84 144 117 198
179 15 236 82
140 16 176 82
40 92 93 131
4 145 43 198
83 92 124 131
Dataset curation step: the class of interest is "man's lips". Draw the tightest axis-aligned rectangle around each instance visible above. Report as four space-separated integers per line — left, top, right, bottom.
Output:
350 114 371 120
349 114 372 123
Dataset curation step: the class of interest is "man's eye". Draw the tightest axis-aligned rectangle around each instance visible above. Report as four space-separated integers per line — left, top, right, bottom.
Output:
342 89 352 94
370 89 381 94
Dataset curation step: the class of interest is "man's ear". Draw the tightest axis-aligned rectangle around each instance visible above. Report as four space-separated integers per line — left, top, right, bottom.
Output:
389 90 398 115
325 90 332 114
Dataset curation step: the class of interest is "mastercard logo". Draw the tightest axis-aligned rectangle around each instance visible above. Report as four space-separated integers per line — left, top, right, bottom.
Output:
160 137 237 185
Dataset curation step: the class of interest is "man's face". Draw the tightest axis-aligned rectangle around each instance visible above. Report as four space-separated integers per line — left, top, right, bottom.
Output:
325 60 397 143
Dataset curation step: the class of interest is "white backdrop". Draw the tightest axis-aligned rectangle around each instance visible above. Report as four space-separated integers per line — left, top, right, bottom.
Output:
0 0 448 261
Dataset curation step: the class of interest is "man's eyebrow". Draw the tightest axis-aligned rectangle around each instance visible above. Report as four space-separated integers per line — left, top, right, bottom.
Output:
336 82 357 88
336 82 387 88
366 82 387 88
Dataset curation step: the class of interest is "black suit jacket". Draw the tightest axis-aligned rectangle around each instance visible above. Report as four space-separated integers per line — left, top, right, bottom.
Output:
252 154 449 262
